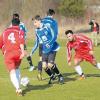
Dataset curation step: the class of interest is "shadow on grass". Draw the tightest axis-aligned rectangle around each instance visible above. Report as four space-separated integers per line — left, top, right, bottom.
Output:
86 74 100 78
42 72 77 81
23 83 52 95
62 72 77 82
22 72 77 95
22 66 38 70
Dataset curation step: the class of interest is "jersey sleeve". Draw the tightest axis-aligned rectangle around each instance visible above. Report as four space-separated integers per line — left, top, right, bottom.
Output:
31 34 39 55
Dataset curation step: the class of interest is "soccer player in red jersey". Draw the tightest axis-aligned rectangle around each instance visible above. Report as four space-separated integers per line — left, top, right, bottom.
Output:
65 30 100 80
0 18 25 96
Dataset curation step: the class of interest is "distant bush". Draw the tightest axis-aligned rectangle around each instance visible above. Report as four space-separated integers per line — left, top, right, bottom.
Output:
58 0 86 18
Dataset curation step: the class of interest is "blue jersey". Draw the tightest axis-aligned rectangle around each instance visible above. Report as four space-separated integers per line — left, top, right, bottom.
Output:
31 24 60 54
42 16 58 40
19 22 27 39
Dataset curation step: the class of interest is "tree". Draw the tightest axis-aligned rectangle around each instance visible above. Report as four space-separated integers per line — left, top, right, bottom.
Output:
58 0 86 18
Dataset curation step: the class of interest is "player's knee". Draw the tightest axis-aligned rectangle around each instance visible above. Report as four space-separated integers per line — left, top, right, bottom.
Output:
48 63 54 69
42 62 47 69
10 69 16 74
74 59 81 66
39 56 42 61
74 61 79 66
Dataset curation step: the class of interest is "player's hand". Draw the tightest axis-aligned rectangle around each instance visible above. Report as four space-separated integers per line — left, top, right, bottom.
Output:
89 50 93 55
68 62 71 67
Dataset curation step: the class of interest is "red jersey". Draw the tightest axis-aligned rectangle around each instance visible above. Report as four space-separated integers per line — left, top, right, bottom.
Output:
0 26 24 53
66 34 93 63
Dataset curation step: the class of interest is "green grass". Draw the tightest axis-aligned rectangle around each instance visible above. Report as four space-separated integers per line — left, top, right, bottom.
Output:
0 39 100 100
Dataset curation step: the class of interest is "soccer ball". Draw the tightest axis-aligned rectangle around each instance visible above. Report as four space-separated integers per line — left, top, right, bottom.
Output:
20 77 29 87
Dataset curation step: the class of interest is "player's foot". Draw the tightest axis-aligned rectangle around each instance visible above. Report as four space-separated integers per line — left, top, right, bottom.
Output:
29 66 35 72
37 73 42 81
58 76 64 84
48 75 55 84
78 74 85 80
16 89 23 96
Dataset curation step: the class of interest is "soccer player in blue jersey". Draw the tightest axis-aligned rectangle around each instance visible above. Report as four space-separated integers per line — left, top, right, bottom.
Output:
36 9 58 80
30 15 64 84
13 13 34 71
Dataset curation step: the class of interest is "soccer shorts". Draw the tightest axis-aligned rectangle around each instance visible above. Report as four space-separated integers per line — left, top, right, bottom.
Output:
42 51 56 64
74 52 96 64
4 50 21 72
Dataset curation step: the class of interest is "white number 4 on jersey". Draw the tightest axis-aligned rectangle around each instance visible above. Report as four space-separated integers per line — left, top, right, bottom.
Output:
8 33 16 43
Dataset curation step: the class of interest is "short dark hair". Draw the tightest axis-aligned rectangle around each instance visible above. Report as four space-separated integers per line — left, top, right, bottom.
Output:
33 15 41 21
13 13 19 19
12 18 20 26
65 30 73 35
47 9 55 16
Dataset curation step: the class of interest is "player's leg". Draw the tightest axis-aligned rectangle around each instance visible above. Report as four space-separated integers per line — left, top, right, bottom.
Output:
5 56 20 90
37 44 43 80
74 57 85 80
16 68 21 84
10 69 22 96
24 44 34 71
5 53 23 96
48 51 64 84
15 60 21 84
42 53 54 84
27 55 35 71
87 54 100 69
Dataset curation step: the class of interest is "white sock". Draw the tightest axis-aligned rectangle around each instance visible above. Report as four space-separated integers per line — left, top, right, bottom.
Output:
16 68 21 84
96 63 100 69
74 65 83 76
10 70 20 90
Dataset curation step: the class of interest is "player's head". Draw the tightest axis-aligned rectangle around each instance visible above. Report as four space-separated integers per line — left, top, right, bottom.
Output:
33 15 42 28
13 13 19 19
12 18 20 26
65 30 74 41
47 9 55 17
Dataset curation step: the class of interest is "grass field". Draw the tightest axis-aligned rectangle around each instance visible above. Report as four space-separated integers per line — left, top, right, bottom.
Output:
0 39 100 100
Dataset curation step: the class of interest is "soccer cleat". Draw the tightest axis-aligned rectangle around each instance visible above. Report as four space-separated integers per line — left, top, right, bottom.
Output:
37 73 42 81
48 75 55 84
29 66 35 72
16 89 23 96
78 74 85 80
58 76 64 84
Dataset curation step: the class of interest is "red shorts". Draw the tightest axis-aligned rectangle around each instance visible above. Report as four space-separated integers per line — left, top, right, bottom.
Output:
4 50 21 72
74 52 96 64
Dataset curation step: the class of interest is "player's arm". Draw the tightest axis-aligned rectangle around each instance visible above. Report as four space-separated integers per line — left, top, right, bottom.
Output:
30 34 39 56
20 44 25 59
19 30 25 59
67 43 72 66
